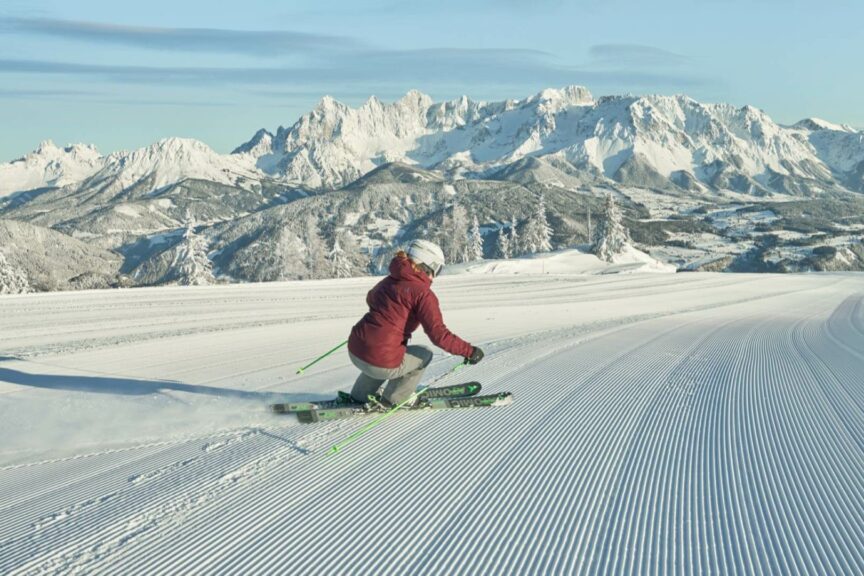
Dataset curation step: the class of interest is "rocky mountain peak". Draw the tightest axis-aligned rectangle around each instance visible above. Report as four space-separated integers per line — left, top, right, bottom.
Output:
232 128 274 156
35 139 59 154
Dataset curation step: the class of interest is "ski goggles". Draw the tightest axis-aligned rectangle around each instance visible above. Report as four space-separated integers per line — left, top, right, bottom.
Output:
420 261 444 277
429 261 444 276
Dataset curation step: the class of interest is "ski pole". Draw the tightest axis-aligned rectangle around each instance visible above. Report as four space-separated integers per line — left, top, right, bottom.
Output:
296 340 348 375
327 361 466 455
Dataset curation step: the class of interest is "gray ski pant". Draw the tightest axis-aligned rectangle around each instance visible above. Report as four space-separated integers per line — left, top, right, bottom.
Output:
349 345 434 405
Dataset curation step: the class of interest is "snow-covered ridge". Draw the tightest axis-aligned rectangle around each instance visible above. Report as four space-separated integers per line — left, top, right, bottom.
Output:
240 86 600 188
791 120 864 173
92 137 263 194
238 87 864 194
0 140 104 198
1 138 265 200
793 117 858 133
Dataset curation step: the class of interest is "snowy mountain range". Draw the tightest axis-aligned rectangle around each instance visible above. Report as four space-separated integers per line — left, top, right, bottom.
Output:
0 140 103 198
1 86 864 291
233 86 864 195
3 86 864 200
1 137 263 202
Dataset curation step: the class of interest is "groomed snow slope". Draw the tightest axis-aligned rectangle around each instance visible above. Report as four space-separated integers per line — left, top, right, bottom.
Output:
1 272 863 574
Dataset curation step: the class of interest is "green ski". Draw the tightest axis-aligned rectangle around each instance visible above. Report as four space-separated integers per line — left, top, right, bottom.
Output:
270 382 482 414
295 392 512 424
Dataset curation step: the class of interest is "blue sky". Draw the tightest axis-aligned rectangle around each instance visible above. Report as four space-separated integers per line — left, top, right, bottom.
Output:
1 0 860 161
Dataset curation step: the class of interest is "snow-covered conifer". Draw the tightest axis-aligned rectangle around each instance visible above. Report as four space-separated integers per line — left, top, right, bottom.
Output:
0 250 30 294
451 202 470 263
591 193 630 262
175 212 215 285
535 193 554 253
272 228 307 280
496 228 511 259
521 193 553 254
508 215 520 257
468 215 484 261
371 241 396 275
328 238 354 278
302 220 328 280
437 211 451 260
439 202 470 263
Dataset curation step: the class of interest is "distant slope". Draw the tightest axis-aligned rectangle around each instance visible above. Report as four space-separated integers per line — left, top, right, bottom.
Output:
0 219 123 291
447 246 676 275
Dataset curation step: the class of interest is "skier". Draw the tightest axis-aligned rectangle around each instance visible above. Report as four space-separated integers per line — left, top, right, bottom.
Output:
348 239 484 408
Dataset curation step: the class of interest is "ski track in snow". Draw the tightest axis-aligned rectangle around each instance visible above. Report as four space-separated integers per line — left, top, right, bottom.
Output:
1 273 863 574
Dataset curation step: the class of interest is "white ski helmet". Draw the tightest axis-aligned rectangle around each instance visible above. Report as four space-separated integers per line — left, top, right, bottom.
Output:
407 239 445 276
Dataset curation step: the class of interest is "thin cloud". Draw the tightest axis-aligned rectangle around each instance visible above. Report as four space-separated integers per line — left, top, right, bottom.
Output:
0 86 235 107
0 88 99 97
0 53 707 90
0 17 706 92
589 44 689 67
94 98 237 107
0 16 361 57
250 88 404 100
286 0 566 19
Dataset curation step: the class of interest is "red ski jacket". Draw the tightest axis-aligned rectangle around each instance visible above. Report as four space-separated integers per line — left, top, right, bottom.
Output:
348 255 473 368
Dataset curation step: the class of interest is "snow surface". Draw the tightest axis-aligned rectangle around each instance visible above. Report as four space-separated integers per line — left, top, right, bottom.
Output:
2 273 864 574
448 246 676 275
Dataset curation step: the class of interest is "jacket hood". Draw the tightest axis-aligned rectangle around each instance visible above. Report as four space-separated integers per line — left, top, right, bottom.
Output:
388 255 432 287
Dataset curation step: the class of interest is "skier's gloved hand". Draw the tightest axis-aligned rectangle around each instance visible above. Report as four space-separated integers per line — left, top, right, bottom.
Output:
464 347 484 365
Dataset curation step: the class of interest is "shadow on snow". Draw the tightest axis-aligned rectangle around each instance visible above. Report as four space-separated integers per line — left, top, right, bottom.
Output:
0 367 330 404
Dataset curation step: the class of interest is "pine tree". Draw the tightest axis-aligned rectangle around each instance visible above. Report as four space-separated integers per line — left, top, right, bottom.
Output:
242 233 285 282
0 250 30 294
592 193 630 262
468 215 484 261
439 202 470 264
508 215 520 257
328 238 354 278
303 220 328 280
451 202 470 263
336 231 362 276
496 228 511 259
175 212 215 286
269 227 308 281
371 240 396 275
521 193 553 255
437 211 452 262
534 193 553 253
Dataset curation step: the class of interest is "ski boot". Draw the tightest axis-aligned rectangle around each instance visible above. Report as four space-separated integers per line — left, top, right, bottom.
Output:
364 393 393 413
337 391 364 405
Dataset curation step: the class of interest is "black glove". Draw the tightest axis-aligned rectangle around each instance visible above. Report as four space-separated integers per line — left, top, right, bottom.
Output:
465 347 484 365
